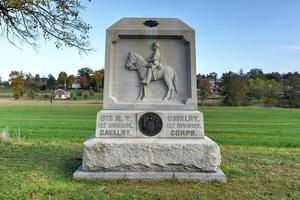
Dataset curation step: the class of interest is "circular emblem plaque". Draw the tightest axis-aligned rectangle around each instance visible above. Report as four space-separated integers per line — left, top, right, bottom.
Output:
138 112 162 137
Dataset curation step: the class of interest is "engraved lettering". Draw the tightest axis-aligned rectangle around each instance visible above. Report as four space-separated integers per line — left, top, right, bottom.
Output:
115 115 122 122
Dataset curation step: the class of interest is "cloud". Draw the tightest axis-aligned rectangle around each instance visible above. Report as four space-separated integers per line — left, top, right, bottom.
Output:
280 45 300 50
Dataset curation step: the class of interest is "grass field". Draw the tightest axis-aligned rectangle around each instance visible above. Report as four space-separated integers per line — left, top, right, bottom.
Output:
0 104 299 199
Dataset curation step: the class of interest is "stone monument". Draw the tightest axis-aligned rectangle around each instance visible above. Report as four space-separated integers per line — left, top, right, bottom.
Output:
74 18 226 182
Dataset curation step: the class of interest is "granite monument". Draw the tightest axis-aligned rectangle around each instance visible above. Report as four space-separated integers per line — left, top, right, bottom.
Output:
73 18 226 182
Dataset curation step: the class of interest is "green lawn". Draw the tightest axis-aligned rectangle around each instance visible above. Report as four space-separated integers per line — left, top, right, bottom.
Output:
0 105 299 199
0 87 13 98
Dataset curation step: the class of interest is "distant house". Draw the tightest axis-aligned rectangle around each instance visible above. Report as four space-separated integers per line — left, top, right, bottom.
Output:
208 78 222 93
196 74 222 94
71 82 81 89
54 89 70 99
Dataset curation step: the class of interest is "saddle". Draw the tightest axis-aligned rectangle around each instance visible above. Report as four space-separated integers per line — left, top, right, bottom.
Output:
148 63 161 80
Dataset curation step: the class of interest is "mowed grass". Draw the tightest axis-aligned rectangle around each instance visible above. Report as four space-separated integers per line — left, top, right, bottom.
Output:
201 107 300 147
0 104 299 199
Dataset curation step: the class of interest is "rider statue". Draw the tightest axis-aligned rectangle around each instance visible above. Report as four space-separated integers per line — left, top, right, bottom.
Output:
142 42 161 85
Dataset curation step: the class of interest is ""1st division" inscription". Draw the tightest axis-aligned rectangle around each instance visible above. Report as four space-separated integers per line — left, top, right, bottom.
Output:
165 114 203 137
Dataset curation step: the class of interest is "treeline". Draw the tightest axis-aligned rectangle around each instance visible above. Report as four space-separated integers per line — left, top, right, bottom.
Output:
198 68 300 108
3 67 104 99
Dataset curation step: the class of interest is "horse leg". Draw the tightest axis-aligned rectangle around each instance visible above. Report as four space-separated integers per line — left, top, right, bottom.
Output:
164 80 173 101
137 85 142 100
142 85 146 100
163 69 175 100
170 88 174 100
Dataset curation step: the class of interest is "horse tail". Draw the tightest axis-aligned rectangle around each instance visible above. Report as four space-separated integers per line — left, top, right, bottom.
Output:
173 70 178 93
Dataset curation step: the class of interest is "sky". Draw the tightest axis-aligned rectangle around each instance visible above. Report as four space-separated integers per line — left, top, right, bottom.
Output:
1 0 300 81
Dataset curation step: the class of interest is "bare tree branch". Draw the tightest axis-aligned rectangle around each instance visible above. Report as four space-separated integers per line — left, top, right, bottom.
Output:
0 0 92 54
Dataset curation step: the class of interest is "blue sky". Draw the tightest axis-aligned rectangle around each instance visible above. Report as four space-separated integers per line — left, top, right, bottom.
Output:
0 0 300 81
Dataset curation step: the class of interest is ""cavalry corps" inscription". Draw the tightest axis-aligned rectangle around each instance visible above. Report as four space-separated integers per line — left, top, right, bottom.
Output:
166 113 203 137
96 112 203 138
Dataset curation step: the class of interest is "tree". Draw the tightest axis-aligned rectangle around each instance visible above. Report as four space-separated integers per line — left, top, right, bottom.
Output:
9 70 25 99
264 79 283 105
198 78 212 106
247 68 265 79
40 76 48 91
247 78 283 105
57 71 68 88
78 67 93 78
79 75 89 89
247 78 267 101
91 70 104 91
77 67 93 89
282 74 300 108
66 74 76 88
265 72 282 82
33 74 42 90
221 72 248 106
46 74 56 89
2 81 9 87
0 0 91 53
24 73 36 91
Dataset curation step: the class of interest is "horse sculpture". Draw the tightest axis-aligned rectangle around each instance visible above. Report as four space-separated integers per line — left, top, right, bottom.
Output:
126 52 177 100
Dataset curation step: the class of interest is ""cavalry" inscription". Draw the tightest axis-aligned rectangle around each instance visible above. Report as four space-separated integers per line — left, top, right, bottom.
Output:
96 114 135 137
165 113 203 137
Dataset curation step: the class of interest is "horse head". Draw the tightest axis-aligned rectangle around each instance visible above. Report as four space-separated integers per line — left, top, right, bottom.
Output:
126 52 138 70
126 52 147 70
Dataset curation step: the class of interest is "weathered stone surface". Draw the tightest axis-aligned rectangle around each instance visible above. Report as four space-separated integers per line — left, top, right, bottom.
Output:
74 166 226 182
82 137 221 172
103 18 197 110
95 110 205 138
73 18 226 182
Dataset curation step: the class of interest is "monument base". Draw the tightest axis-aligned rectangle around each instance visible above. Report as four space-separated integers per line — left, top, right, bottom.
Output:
74 137 226 182
73 166 226 182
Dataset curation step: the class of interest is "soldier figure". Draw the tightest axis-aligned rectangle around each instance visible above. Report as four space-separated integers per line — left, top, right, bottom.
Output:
142 42 161 85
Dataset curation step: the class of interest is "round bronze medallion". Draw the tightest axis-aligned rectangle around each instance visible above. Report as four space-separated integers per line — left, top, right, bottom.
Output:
138 112 162 137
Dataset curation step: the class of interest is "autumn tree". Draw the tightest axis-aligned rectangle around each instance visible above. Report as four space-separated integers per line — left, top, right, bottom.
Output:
57 71 67 88
198 78 212 106
221 72 248 106
66 74 76 88
9 70 25 99
0 0 92 53
78 67 93 88
78 67 93 78
91 69 104 91
79 75 89 89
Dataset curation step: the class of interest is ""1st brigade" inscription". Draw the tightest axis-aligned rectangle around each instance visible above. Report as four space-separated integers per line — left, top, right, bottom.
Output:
96 111 204 138
96 113 135 137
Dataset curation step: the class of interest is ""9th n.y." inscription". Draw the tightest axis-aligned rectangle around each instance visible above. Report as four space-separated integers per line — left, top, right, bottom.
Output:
96 114 135 137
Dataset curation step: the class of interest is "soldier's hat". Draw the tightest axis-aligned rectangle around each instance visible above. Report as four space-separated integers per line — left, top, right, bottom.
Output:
153 42 160 48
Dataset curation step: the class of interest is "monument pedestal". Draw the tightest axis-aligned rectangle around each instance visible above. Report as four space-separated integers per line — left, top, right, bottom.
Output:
74 137 226 182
